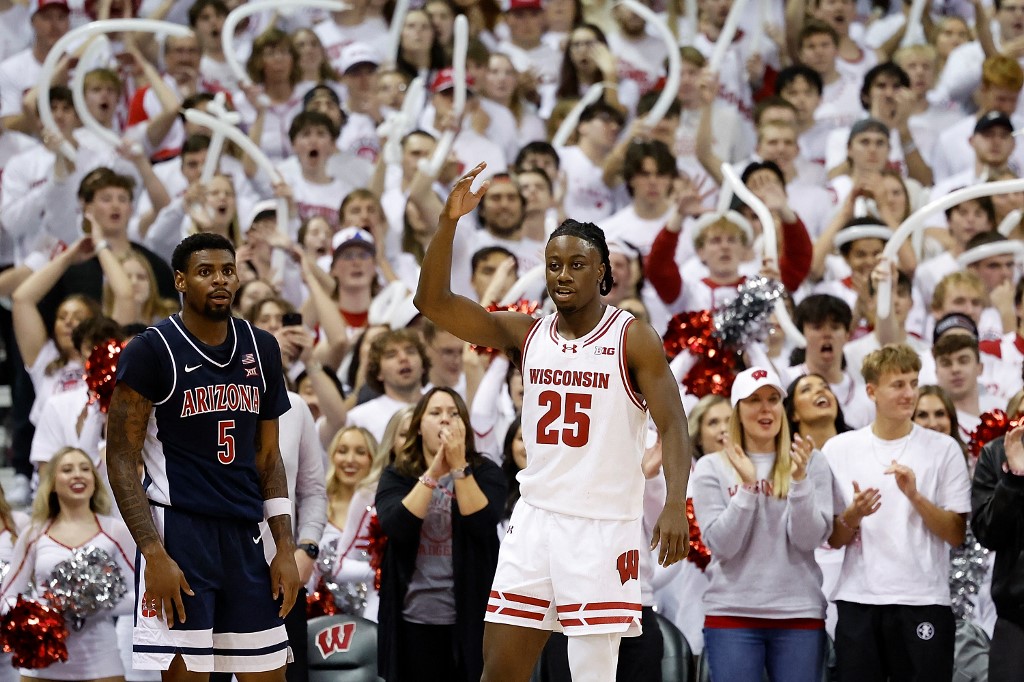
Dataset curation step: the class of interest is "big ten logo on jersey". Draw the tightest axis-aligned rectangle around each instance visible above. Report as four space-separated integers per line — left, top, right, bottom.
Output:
616 549 639 585
314 622 356 660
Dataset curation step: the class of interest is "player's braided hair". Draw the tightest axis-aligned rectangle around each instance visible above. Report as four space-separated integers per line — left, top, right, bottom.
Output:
548 219 614 296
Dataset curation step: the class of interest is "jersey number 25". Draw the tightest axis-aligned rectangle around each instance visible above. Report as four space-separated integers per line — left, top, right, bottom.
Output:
536 391 591 447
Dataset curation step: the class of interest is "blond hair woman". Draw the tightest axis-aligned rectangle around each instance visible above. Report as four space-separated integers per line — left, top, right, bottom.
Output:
691 368 833 682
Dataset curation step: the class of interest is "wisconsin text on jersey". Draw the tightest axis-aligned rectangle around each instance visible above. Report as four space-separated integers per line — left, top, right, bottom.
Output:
528 368 610 389
180 383 262 417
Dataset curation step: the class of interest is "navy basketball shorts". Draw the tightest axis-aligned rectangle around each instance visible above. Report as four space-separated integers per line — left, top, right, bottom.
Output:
132 505 291 673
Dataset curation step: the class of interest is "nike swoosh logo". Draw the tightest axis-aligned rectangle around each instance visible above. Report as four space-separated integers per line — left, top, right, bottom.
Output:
253 535 261 544
185 364 201 373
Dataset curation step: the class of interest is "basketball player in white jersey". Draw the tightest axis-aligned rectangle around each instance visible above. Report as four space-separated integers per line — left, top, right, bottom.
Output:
415 162 693 681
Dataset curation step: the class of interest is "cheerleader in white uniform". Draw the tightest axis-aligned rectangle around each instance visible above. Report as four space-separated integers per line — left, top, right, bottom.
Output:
308 426 386 621
0 447 135 682
0 487 29 682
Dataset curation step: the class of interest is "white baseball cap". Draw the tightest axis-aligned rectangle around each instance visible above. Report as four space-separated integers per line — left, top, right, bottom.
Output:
339 42 380 74
730 367 787 407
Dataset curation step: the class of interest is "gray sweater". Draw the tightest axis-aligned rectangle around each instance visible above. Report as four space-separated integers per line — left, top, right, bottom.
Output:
691 450 833 620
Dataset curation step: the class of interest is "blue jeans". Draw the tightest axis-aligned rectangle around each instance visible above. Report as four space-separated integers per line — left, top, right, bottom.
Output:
703 626 825 682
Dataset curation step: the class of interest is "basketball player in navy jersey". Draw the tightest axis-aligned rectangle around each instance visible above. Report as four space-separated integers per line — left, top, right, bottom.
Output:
416 162 693 681
106 233 300 680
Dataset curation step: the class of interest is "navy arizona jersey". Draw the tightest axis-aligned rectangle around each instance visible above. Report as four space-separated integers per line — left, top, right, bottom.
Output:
116 315 290 521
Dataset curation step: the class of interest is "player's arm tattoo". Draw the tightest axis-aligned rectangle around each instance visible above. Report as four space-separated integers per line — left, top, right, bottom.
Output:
106 383 162 554
255 419 295 549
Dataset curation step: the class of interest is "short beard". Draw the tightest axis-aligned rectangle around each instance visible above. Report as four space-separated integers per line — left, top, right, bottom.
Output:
203 302 233 321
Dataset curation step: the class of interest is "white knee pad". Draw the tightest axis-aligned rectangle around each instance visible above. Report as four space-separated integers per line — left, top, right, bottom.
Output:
566 632 623 682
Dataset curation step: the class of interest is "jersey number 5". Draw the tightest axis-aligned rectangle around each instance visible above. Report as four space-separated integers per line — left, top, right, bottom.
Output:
536 391 591 447
218 420 236 464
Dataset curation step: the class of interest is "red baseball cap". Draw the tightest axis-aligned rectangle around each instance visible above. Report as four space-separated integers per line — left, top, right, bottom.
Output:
33 0 70 16
508 0 543 11
430 67 475 94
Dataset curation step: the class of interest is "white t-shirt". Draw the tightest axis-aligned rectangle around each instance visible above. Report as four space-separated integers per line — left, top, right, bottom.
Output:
600 204 674 257
823 424 971 606
336 111 381 165
814 76 866 132
979 332 1024 402
472 231 544 274
558 145 620 224
0 5 30 63
276 162 354 235
29 386 103 469
314 18 388 74
956 393 1006 442
0 48 41 118
346 393 419 443
234 84 308 162
495 40 561 89
608 31 666 95
26 341 86 427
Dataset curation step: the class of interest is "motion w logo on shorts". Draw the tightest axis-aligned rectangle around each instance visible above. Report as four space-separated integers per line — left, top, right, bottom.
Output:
616 549 639 584
314 622 356 659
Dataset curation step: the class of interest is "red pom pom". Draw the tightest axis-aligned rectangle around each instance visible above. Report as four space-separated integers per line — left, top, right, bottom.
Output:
663 310 738 398
685 498 711 571
305 577 339 619
663 310 716 360
0 596 69 669
85 338 127 414
366 512 387 592
968 409 1022 460
471 299 540 356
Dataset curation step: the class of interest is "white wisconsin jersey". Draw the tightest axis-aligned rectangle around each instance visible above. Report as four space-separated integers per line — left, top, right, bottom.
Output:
519 306 648 520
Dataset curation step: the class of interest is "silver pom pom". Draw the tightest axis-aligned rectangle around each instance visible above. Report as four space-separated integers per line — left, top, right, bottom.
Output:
712 276 785 348
949 528 990 621
46 546 127 631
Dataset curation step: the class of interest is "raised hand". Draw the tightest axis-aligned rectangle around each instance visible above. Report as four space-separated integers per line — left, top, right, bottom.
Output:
885 460 918 499
444 162 490 220
790 433 814 482
847 481 882 523
440 416 468 470
1005 424 1024 472
725 441 756 484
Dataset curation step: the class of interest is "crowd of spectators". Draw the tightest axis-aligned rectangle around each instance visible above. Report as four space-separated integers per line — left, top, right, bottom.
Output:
1 0 1024 679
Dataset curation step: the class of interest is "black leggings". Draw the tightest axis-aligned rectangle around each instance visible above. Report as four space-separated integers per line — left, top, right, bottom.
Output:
395 620 464 682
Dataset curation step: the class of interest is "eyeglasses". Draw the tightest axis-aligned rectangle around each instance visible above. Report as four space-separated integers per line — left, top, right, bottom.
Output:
569 39 598 50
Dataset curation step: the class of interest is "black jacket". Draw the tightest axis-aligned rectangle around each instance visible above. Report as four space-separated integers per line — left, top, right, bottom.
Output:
971 436 1024 628
374 459 506 681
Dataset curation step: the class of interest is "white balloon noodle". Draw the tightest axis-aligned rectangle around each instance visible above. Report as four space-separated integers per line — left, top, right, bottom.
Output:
378 75 426 165
184 108 290 235
876 178 1024 318
199 92 242 184
222 0 349 106
550 82 605 149
615 0 679 126
720 163 806 348
682 0 698 45
420 14 468 177
707 0 748 72
899 0 928 48
385 0 411 65
38 19 193 161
